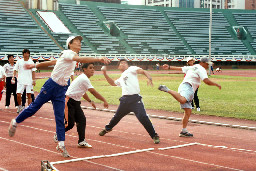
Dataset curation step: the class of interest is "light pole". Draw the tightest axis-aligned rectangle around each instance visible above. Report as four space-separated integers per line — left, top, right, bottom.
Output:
209 0 212 75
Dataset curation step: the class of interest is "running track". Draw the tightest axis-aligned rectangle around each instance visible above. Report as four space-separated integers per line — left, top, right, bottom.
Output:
0 70 255 170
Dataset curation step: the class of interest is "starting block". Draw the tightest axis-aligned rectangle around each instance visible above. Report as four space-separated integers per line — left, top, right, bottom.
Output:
41 160 56 171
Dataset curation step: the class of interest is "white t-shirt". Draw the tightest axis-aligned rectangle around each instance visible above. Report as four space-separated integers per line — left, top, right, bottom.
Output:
0 66 6 79
182 64 208 92
115 66 141 96
3 63 15 77
14 58 36 85
66 73 94 101
51 50 77 86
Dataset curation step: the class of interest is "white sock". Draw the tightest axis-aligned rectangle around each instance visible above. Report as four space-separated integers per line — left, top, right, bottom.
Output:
58 141 65 146
182 128 187 133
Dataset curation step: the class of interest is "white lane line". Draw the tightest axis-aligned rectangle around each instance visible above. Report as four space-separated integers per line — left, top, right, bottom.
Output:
0 167 8 171
51 148 154 165
158 142 199 150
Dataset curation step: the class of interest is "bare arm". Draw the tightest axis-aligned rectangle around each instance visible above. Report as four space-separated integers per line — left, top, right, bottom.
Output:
73 55 110 65
203 78 221 90
162 64 182 71
32 71 36 86
101 66 116 86
88 88 108 108
82 92 96 109
137 69 153 86
25 60 57 69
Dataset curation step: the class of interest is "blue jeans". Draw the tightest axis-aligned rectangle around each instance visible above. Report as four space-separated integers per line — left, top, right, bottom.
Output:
16 78 68 141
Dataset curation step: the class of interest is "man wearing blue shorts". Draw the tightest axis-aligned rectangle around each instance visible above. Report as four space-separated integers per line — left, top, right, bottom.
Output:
8 35 110 157
159 57 221 137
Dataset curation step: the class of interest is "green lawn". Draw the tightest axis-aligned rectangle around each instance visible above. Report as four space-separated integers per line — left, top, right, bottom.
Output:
34 73 256 121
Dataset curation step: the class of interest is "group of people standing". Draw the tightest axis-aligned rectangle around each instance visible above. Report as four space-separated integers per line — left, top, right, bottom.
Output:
0 50 36 113
7 35 221 158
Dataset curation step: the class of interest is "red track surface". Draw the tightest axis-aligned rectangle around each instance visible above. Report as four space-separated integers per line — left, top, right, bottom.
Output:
0 70 255 171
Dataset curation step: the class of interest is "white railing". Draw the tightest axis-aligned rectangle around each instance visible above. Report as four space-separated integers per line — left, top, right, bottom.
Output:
0 53 255 62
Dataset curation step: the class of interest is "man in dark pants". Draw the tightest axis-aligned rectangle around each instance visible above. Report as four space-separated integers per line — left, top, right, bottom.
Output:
99 59 160 144
53 63 108 147
4 55 18 108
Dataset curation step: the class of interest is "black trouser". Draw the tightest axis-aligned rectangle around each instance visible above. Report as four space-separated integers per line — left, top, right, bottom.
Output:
5 77 18 107
105 94 157 139
22 90 35 106
65 98 86 143
191 88 200 108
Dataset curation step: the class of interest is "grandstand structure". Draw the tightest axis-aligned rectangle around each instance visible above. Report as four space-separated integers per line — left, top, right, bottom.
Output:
0 0 255 65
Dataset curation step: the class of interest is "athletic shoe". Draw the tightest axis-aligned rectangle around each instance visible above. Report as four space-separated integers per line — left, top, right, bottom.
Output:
99 129 112 136
78 140 92 148
15 106 18 109
158 85 170 92
153 134 160 144
179 131 193 137
8 119 17 137
53 134 58 143
5 106 9 109
197 107 200 112
56 145 70 157
17 106 24 113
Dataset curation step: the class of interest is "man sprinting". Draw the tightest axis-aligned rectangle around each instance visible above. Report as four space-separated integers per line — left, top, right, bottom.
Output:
53 63 109 148
99 59 160 144
8 35 110 157
159 57 221 137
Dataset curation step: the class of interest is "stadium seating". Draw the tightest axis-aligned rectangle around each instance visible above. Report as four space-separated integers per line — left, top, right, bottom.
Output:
165 10 249 55
0 0 60 53
99 6 190 54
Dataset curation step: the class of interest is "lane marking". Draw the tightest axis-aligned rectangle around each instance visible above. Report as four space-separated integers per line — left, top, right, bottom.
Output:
158 142 198 150
51 148 154 165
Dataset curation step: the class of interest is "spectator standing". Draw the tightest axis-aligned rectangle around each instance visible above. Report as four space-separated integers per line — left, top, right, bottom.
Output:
3 55 18 108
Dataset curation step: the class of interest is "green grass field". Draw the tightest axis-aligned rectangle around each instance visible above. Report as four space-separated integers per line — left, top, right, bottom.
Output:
34 73 256 121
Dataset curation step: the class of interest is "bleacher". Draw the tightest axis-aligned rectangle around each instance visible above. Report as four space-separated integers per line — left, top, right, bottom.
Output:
0 0 60 53
59 3 127 54
233 13 256 54
165 10 249 55
98 6 189 54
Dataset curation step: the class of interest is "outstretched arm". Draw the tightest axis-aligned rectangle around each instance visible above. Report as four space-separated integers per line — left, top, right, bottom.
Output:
137 69 153 86
203 78 221 90
25 60 57 69
101 66 116 86
88 88 108 108
162 64 182 71
73 55 110 65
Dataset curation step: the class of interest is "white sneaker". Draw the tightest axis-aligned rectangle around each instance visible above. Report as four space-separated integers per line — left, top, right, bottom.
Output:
5 106 9 109
78 140 92 148
8 119 17 137
56 145 70 157
53 134 58 143
197 107 200 112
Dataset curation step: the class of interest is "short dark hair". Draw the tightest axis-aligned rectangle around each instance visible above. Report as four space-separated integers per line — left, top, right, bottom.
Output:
82 63 94 69
22 49 30 55
117 59 128 66
7 54 14 60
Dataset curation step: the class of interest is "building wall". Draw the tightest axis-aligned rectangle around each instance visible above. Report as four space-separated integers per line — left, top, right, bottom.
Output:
245 0 256 10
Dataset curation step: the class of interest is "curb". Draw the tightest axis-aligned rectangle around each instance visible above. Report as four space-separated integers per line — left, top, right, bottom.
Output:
81 106 256 131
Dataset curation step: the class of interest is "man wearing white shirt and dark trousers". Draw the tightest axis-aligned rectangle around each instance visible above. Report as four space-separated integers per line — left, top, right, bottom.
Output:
4 54 18 108
8 35 110 157
99 59 160 144
159 57 221 137
54 63 109 148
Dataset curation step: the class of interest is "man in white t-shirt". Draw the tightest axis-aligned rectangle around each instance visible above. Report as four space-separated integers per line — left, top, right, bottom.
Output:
13 49 36 113
99 59 160 144
54 63 108 148
8 35 110 157
159 57 221 137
